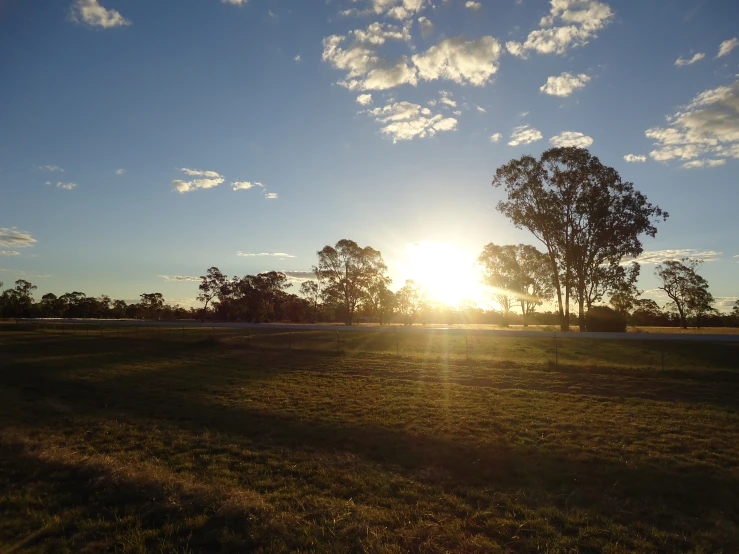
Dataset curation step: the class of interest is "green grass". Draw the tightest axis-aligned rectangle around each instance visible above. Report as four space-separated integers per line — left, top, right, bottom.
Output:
1 329 738 552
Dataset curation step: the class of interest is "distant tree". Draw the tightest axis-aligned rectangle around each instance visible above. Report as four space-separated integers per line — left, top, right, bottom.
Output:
630 298 665 327
140 293 164 320
492 147 667 331
316 239 387 326
655 259 714 329
478 243 553 327
733 300 739 316
607 263 641 316
1 280 37 317
300 280 321 323
395 280 426 326
198 267 226 319
364 275 395 325
112 299 128 319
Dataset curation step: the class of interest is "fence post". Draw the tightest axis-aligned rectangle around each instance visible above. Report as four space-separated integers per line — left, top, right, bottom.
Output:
336 331 340 353
555 334 558 368
396 327 399 357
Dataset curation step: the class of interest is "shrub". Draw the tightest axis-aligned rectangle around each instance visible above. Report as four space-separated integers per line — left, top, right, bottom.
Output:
586 306 627 333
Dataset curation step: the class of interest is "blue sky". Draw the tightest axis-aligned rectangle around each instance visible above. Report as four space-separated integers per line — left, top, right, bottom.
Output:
0 0 737 311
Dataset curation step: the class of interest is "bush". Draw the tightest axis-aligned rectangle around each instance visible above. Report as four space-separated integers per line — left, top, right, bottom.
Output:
586 306 627 333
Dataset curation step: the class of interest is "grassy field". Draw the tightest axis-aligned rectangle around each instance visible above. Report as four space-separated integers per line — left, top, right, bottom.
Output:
1 329 738 553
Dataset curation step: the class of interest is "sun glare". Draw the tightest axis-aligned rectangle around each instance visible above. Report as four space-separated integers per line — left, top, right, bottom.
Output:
399 242 490 308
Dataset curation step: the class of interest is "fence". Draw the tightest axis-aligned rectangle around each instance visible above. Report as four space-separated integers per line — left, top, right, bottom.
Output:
13 319 739 372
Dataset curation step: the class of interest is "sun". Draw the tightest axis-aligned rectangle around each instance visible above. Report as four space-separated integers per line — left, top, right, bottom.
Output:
399 242 490 308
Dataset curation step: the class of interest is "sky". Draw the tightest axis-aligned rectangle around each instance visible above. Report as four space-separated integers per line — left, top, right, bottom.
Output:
0 0 738 311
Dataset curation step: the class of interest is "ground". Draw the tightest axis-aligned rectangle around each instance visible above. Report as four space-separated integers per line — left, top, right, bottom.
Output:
0 327 738 553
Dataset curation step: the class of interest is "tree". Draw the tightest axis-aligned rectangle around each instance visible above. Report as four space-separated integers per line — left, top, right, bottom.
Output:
198 267 226 319
140 293 164 320
607 264 641 316
300 280 321 323
492 147 667 331
316 239 387 326
655 259 714 329
364 276 395 325
395 280 426 326
1 280 37 317
478 243 553 327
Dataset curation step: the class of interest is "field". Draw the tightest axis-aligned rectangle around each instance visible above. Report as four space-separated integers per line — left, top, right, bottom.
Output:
1 327 738 553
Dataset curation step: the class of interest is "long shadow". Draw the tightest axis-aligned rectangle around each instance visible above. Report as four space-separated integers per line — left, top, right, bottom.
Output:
2 337 737 536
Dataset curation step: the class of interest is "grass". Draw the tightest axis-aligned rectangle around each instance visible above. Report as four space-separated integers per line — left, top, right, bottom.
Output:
0 328 738 552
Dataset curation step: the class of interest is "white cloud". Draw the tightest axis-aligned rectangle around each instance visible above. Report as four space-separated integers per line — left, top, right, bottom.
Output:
490 133 502 142
55 182 77 190
465 1 482 10
506 0 613 57
294 54 301 62
222 0 248 5
357 93 373 105
238 252 296 258
173 168 225 193
418 16 434 38
115 168 125 175
69 0 131 28
39 165 64 172
412 36 501 86
626 249 722 264
0 251 20 256
549 131 593 147
624 154 647 163
367 101 457 142
508 125 542 146
0 228 36 249
681 158 726 169
646 79 739 166
476 106 487 113
717 38 738 58
674 53 705 66
520 111 529 117
180 168 223 178
438 90 457 107
540 72 590 96
232 181 264 191
265 192 278 199
159 275 201 282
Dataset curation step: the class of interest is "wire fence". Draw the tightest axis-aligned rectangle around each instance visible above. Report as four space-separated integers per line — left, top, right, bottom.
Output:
11 319 739 372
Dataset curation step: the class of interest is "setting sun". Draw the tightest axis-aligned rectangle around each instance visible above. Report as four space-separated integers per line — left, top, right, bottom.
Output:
399 242 490 308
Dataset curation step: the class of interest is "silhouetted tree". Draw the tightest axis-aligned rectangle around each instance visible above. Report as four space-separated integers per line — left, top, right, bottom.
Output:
299 280 321 323
492 147 667 331
140 293 164 320
607 264 641 316
655 259 714 329
198 267 226 320
316 239 387 326
364 275 394 325
395 280 426 326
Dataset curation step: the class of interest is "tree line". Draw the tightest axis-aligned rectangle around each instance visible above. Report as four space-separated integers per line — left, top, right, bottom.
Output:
1 148 735 330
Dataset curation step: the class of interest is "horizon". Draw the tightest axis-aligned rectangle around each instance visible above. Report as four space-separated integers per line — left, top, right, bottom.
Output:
1 0 738 313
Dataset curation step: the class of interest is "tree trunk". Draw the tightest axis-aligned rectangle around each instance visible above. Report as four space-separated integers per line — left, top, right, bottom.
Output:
520 302 528 328
578 294 586 332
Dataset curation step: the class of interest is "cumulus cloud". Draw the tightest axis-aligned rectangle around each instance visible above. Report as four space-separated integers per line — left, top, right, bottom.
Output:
624 154 647 163
159 275 201 282
675 53 705 66
645 79 739 166
418 16 434 38
282 271 316 281
506 0 613 57
476 106 487 113
625 249 722 264
222 0 248 5
115 168 125 175
681 159 726 169
0 251 20 256
54 182 77 190
0 228 37 249
412 36 501 86
173 168 225 193
438 90 457 107
238 252 296 258
717 37 738 58
490 133 502 142
294 54 301 62
465 1 482 10
265 192 278 199
549 131 593 147
69 0 131 28
367 101 457 142
357 93 373 105
232 181 264 191
508 125 543 146
39 165 64 172
540 72 590 96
